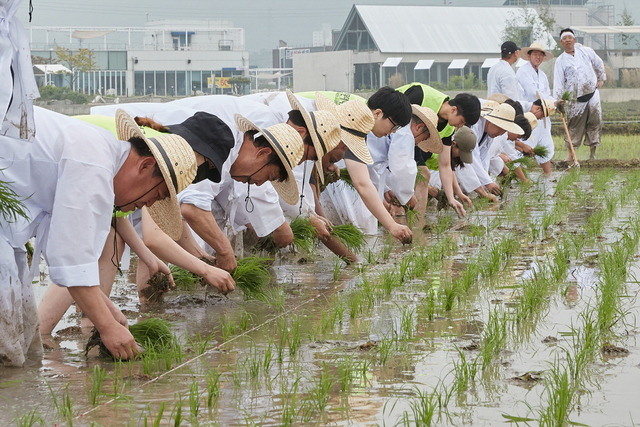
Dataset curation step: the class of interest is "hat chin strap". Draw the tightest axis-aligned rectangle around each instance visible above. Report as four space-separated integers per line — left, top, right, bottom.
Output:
114 179 163 212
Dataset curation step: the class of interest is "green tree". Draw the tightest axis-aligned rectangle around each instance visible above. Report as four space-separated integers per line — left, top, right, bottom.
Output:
502 0 556 49
617 7 637 48
55 46 97 89
227 76 250 95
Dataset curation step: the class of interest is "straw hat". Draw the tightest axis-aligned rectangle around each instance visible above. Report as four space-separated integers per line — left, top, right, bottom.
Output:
452 126 476 164
234 114 304 205
488 93 509 103
518 42 553 61
411 105 443 154
483 103 524 135
536 91 556 118
481 100 500 116
116 109 196 240
315 92 374 164
286 89 341 183
524 112 538 131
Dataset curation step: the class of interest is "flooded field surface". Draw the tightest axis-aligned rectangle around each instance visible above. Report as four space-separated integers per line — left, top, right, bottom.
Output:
2 167 640 426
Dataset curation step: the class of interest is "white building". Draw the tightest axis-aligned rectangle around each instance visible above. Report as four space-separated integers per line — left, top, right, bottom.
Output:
28 20 249 97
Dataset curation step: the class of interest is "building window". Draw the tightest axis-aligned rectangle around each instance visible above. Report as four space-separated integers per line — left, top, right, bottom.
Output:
171 32 195 50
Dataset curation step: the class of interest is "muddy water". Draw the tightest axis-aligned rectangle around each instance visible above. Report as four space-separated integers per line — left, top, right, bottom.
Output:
2 169 640 426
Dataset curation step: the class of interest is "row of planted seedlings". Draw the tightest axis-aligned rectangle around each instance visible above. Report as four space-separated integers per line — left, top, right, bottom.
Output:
507 169 640 426
383 168 625 424
13 171 617 426
67 206 486 425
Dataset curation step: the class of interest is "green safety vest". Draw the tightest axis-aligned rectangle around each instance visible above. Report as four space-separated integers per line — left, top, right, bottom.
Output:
397 83 455 139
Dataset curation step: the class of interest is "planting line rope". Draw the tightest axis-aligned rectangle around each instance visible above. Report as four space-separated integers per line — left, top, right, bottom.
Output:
79 284 339 417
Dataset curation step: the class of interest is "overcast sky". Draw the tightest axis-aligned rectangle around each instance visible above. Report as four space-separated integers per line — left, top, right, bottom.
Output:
16 0 640 56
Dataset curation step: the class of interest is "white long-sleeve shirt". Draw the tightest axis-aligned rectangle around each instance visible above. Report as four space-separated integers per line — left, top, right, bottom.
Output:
487 59 522 101
553 43 606 101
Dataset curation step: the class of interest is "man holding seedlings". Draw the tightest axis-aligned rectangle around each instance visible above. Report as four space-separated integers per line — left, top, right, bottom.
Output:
399 83 481 216
0 108 197 365
553 28 606 160
517 42 556 175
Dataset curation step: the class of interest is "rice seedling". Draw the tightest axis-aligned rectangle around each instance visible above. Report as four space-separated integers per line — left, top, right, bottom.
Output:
263 284 286 312
451 348 479 395
13 408 44 427
280 377 300 427
0 177 29 222
417 286 437 322
338 167 355 189
433 214 453 234
288 315 303 357
88 365 107 406
289 216 318 253
47 382 74 425
153 402 166 427
187 331 215 355
129 318 178 353
330 223 367 254
378 270 399 297
303 362 333 416
244 342 262 380
378 336 394 366
170 395 183 426
532 145 549 159
337 357 356 393
479 308 508 371
220 315 238 342
398 305 416 341
169 264 201 291
380 240 394 261
401 387 438 426
332 258 342 282
189 378 201 419
538 360 573 427
205 368 221 409
231 256 273 301
364 248 377 265
239 310 252 331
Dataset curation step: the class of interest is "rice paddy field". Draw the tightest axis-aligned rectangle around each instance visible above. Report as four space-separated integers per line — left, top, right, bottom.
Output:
2 128 640 426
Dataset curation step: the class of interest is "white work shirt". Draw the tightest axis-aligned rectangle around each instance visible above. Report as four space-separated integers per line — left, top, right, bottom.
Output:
0 107 128 287
366 125 417 205
487 59 522 101
517 61 553 158
468 117 495 187
553 43 606 101
92 96 287 238
1 0 39 141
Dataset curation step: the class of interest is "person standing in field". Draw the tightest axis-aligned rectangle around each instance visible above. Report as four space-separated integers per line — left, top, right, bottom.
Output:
487 41 522 102
553 28 606 160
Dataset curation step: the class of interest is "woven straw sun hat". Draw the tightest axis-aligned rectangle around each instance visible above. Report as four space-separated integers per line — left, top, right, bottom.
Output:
115 109 196 240
483 103 524 135
286 89 341 183
519 42 553 61
536 91 556 118
315 92 374 165
411 105 443 154
234 114 304 205
488 93 509 103
524 111 538 131
481 100 500 116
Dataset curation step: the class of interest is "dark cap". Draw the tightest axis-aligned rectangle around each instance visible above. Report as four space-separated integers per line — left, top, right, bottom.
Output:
501 41 520 55
167 112 234 183
453 126 476 164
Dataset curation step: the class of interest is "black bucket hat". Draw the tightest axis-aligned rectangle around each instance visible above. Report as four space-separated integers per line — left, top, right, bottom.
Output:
167 112 234 183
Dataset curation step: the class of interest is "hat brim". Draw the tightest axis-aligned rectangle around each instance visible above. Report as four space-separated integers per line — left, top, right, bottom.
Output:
458 149 473 164
116 109 185 240
519 47 553 61
315 92 373 165
286 90 328 183
234 115 300 205
484 114 525 135
412 105 443 154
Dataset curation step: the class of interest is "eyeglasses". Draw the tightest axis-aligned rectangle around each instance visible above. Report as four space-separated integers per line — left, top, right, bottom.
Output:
388 116 402 132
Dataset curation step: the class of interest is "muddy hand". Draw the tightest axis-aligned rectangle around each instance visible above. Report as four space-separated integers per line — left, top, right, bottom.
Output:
486 183 502 197
215 252 237 272
101 323 140 360
203 265 235 294
450 199 466 218
391 224 412 244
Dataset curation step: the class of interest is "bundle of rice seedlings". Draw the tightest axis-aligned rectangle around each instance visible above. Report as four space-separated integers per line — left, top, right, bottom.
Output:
169 265 201 291
253 235 280 254
502 157 535 185
85 318 177 358
532 145 549 159
231 256 273 301
140 272 172 302
331 224 367 254
290 216 318 253
338 167 355 190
